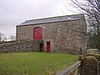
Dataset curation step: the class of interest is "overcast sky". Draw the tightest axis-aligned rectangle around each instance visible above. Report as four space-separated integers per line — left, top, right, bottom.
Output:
0 0 79 38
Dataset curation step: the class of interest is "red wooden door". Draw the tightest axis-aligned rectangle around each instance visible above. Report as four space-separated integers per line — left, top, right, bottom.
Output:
34 27 42 39
47 42 51 52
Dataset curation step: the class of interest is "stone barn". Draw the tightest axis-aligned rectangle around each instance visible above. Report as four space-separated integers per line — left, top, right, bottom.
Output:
16 14 87 54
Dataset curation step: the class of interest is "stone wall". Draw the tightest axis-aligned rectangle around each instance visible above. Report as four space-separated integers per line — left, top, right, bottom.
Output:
16 25 33 40
0 40 43 52
87 49 100 54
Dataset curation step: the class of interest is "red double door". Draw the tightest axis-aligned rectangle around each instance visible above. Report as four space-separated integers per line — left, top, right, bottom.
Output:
34 27 42 40
47 42 51 52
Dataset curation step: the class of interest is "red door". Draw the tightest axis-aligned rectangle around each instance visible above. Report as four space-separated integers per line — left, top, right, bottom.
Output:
34 27 42 39
47 42 51 52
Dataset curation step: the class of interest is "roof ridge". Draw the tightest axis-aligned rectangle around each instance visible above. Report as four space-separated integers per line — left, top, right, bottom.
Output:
26 14 84 22
19 14 84 26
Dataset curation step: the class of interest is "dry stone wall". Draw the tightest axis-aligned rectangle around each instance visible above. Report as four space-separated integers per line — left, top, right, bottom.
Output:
0 40 43 52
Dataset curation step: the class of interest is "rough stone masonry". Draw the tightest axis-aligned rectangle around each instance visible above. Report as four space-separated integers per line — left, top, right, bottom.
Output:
0 40 43 52
16 14 87 54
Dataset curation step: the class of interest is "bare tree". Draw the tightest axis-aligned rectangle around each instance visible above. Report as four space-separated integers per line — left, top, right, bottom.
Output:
68 0 100 49
0 33 3 41
9 35 16 41
0 33 7 41
0 33 4 42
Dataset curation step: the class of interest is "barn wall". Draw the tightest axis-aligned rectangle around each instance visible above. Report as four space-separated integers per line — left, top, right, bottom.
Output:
16 25 33 40
16 19 87 54
42 20 87 54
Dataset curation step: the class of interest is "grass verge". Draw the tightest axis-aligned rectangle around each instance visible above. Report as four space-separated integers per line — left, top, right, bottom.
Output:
0 52 79 75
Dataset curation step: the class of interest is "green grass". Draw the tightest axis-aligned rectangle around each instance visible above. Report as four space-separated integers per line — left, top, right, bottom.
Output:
0 52 79 75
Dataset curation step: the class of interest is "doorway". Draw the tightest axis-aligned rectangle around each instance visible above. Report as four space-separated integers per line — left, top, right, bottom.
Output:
40 43 43 52
47 42 51 52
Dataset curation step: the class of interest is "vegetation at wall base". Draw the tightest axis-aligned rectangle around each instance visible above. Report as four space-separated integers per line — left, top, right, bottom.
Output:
0 52 79 75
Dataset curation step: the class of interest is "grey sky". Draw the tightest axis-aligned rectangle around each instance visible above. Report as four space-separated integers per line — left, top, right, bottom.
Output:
0 0 78 37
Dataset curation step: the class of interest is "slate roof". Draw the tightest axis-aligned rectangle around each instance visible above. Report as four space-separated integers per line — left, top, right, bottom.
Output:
18 14 84 26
